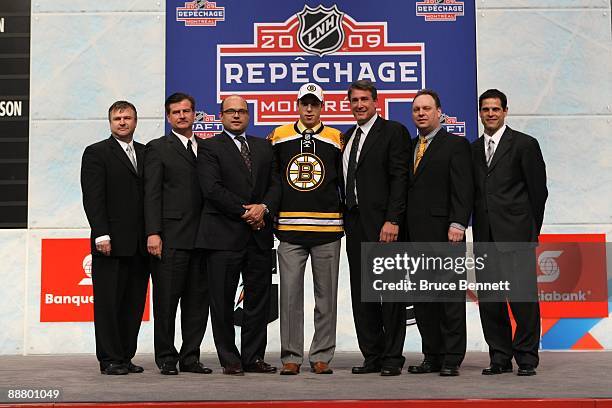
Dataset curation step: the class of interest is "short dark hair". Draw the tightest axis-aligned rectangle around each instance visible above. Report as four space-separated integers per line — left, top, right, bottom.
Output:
165 92 196 114
108 100 137 120
414 89 441 108
347 79 378 101
479 89 507 110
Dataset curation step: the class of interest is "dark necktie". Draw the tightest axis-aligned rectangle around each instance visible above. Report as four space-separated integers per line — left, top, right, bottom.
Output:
345 127 362 209
235 135 252 173
186 139 197 162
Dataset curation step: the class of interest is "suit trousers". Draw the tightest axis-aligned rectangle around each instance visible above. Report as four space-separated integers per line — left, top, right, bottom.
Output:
344 207 406 369
477 246 540 367
278 239 340 366
92 254 149 368
151 248 208 368
206 237 272 368
413 301 466 367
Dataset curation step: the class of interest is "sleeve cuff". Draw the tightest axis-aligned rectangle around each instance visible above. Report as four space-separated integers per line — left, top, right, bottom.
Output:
95 235 111 244
449 222 465 231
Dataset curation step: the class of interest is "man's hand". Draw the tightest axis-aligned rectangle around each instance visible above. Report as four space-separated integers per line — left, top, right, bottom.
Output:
251 219 265 231
448 226 465 242
147 234 163 259
96 239 112 256
242 204 266 225
379 222 399 243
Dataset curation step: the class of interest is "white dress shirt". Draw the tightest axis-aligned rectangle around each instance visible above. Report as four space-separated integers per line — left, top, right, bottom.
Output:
482 124 506 160
342 114 378 204
96 136 138 244
172 130 198 157
225 131 248 152
113 137 137 168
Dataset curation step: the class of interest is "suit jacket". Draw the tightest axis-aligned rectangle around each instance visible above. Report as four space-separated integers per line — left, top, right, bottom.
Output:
144 133 203 250
405 128 474 242
196 132 281 251
471 126 547 243
340 116 411 241
81 136 146 257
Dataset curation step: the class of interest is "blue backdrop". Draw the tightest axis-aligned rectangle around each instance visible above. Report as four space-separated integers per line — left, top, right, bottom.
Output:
166 0 477 140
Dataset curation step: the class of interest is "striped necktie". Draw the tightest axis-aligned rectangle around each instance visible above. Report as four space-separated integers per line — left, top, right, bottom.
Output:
486 138 495 167
126 144 137 171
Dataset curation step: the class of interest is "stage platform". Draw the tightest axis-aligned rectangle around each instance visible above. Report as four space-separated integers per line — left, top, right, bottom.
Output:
0 352 610 407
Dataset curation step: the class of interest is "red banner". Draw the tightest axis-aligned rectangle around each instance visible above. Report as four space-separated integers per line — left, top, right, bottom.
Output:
537 234 608 318
40 238 150 322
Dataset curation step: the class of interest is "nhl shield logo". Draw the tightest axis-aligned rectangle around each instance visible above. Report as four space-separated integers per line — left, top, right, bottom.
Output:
297 5 345 56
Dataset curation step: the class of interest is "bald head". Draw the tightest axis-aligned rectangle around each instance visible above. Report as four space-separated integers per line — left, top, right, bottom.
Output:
220 94 250 135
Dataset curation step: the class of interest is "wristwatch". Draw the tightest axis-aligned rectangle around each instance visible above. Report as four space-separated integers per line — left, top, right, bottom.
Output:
261 204 270 214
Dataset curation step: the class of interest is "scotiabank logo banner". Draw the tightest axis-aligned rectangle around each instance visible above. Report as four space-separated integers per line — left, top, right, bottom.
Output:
537 234 608 318
40 238 150 322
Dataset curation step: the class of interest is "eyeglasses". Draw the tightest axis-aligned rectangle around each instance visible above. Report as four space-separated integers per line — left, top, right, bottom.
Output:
222 109 249 116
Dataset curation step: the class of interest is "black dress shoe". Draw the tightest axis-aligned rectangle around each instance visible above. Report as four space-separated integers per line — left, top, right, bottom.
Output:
351 365 381 374
180 361 212 374
408 360 441 374
482 363 513 375
127 362 144 373
244 359 277 373
223 365 245 376
380 366 402 376
439 365 460 376
517 365 537 376
160 362 178 375
100 363 128 375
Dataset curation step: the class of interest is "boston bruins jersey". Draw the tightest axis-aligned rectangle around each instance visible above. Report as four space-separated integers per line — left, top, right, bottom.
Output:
268 121 343 246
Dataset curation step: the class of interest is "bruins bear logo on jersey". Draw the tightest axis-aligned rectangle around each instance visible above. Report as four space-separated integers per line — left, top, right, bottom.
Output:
268 121 343 245
287 152 325 191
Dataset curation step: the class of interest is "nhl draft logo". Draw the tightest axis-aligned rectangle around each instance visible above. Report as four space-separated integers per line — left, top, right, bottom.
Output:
287 153 325 191
297 5 345 56
193 111 223 139
440 113 466 136
217 6 424 125
416 0 464 22
176 0 225 27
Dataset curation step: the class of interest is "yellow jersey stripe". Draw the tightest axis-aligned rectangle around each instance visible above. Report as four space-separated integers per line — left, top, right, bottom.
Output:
275 225 344 232
313 133 341 150
278 211 342 219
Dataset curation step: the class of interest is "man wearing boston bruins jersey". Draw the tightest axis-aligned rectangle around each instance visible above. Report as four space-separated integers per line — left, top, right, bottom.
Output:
268 83 343 375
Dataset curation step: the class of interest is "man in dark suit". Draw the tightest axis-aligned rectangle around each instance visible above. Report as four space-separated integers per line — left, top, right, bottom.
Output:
197 94 281 375
144 92 210 375
472 89 547 376
404 89 473 377
341 80 411 376
81 101 149 375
